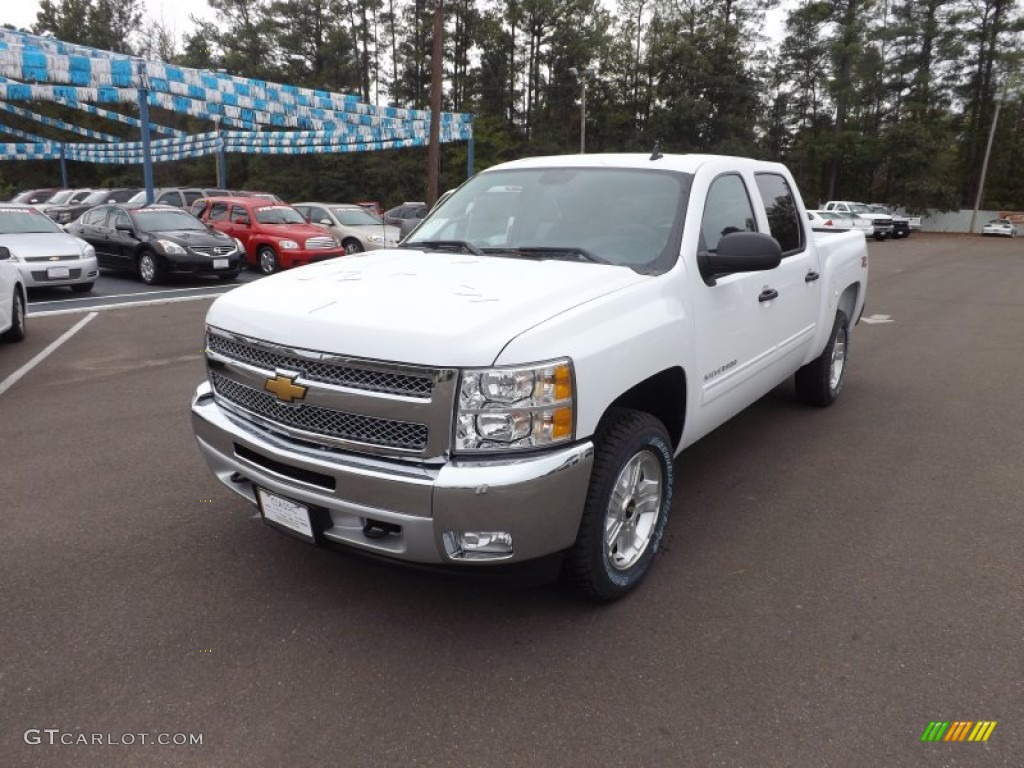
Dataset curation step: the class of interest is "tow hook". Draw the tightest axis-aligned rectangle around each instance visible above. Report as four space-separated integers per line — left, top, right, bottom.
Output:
363 519 401 539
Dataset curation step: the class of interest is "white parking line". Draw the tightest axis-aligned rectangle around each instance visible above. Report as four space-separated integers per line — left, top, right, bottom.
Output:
29 283 236 308
0 312 98 396
30 292 223 318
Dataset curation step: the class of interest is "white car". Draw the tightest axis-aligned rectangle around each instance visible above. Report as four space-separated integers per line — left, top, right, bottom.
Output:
0 245 27 343
0 204 99 292
808 210 853 231
981 219 1017 237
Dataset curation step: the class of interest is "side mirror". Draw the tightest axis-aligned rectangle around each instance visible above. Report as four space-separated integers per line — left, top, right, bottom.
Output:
399 218 420 239
698 232 782 286
319 218 331 226
0 246 10 260
115 221 134 233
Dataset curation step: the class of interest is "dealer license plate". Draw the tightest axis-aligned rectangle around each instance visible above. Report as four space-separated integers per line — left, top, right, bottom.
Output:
47 266 71 279
213 258 229 269
257 488 314 541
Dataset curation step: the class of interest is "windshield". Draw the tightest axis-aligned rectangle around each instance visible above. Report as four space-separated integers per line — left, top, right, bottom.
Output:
405 167 690 272
47 190 77 205
255 206 305 224
10 190 57 205
850 204 872 214
333 207 384 226
0 207 64 233
131 210 207 232
83 190 113 204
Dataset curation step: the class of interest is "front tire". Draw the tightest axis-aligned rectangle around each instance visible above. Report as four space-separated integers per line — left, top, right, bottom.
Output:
795 310 850 406
137 250 163 285
258 246 279 275
342 238 363 254
564 408 674 602
1 288 26 342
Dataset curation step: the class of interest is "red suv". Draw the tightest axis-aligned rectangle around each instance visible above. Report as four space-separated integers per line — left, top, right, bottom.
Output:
195 197 345 274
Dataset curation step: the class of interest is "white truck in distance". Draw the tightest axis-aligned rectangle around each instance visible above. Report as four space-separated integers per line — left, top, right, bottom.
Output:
191 153 868 601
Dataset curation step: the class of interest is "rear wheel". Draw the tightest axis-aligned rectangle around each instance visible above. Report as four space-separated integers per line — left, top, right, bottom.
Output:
795 310 850 406
1 289 26 342
564 408 674 602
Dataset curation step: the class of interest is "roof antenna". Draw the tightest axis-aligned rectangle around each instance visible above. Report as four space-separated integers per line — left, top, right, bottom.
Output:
650 141 663 161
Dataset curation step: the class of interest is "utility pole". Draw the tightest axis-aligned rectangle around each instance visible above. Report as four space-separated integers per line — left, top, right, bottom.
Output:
569 67 595 154
426 0 443 207
969 76 1013 234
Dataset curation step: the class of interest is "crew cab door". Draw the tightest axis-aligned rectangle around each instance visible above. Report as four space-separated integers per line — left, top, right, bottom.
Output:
688 171 782 420
752 172 821 370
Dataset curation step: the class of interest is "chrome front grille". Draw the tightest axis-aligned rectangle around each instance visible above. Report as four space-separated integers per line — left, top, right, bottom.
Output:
207 333 434 398
191 245 235 256
25 254 80 262
205 329 457 459
305 236 337 250
210 372 429 451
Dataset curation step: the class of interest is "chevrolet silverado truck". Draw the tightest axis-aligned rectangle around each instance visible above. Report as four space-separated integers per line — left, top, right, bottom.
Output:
191 153 868 601
823 200 894 240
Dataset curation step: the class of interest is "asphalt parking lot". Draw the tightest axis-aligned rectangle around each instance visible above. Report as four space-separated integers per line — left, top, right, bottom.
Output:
2 234 1022 767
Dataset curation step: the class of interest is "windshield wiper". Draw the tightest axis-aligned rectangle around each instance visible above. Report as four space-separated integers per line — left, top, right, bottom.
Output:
485 246 610 264
401 239 484 256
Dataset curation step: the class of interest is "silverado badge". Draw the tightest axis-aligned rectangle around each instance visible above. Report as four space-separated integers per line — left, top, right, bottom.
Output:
264 373 307 404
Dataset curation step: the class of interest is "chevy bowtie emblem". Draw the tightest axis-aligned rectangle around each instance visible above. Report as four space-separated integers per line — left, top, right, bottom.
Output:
264 373 307 403
49 256 60 261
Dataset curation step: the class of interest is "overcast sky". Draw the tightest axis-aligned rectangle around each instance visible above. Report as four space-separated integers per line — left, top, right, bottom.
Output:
3 0 215 41
3 1 789 55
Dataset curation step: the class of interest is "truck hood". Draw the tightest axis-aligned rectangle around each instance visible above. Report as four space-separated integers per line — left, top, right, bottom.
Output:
207 249 647 366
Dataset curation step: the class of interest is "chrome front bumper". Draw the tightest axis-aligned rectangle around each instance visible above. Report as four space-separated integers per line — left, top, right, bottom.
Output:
191 381 594 564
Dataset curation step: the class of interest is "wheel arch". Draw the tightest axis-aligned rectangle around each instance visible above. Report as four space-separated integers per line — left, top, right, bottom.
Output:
837 282 860 324
604 366 686 451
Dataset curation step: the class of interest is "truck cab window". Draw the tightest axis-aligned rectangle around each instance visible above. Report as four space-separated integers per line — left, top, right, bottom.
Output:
700 174 756 253
755 173 805 255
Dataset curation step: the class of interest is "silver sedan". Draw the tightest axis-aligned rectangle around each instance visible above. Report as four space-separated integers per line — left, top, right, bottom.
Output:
292 202 401 254
0 204 99 292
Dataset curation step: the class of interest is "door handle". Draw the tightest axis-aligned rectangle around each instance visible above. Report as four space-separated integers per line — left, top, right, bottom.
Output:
758 288 778 303
805 271 820 282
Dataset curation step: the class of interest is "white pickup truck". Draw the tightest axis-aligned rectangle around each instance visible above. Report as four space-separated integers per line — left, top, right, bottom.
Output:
191 153 868 601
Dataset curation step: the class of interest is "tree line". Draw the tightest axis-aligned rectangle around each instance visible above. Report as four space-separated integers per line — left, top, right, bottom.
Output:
2 0 1023 213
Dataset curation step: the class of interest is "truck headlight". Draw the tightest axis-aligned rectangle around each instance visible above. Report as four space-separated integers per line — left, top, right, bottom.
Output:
455 359 575 452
